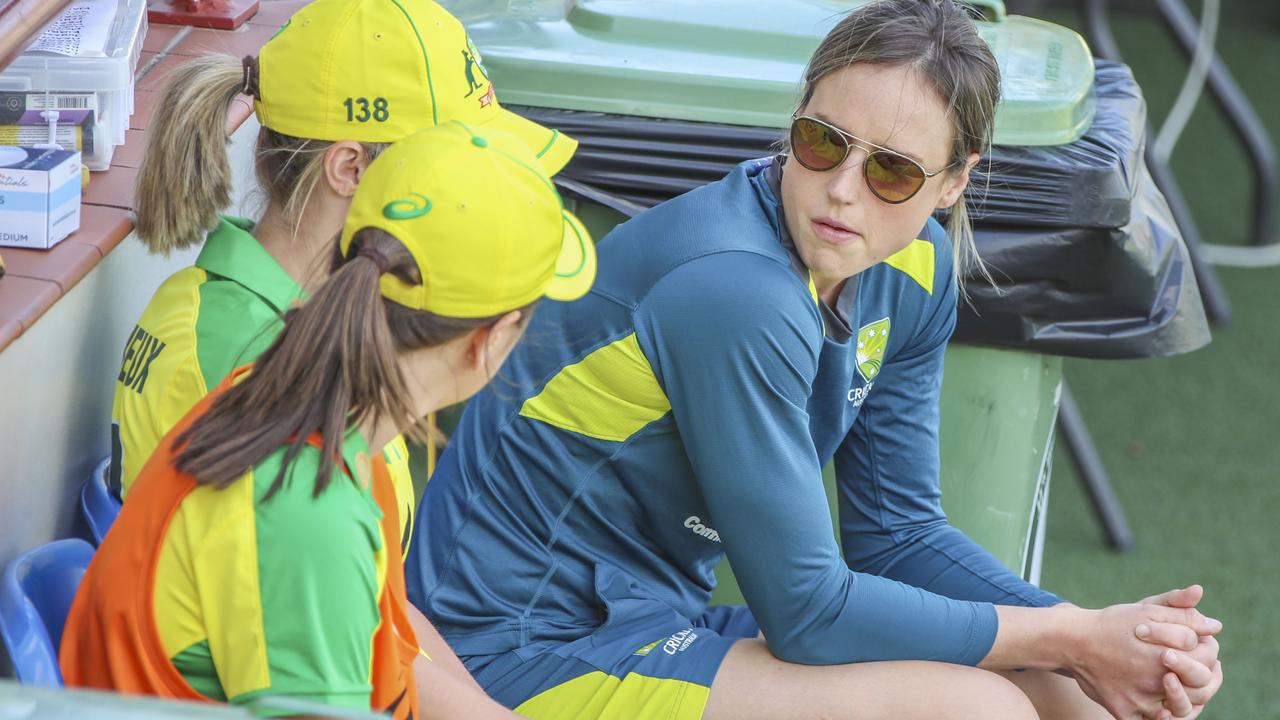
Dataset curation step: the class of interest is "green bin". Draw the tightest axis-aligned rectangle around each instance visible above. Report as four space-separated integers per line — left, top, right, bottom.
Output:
444 0 1097 593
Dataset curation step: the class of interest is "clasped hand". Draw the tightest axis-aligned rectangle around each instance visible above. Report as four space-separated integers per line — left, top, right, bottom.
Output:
1072 585 1223 720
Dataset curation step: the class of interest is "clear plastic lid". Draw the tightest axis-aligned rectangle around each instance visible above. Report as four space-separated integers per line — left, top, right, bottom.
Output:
0 0 147 92
979 16 1096 146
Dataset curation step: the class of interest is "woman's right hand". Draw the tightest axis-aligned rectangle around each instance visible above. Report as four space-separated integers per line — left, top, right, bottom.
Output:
1066 602 1219 720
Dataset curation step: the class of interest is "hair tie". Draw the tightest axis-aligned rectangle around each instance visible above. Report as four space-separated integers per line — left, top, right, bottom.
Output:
241 56 260 99
358 245 394 274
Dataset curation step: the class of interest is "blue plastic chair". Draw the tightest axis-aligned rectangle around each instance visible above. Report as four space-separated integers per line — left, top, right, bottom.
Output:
0 538 95 686
79 456 120 546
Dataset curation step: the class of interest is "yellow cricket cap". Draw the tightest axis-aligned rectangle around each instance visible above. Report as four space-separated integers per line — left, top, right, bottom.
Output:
339 122 596 317
255 0 576 174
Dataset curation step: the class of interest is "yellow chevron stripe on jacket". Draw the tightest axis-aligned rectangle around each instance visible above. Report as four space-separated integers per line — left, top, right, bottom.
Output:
520 333 670 443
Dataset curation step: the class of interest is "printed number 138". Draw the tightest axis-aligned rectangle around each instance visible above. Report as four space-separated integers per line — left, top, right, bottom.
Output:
344 97 390 123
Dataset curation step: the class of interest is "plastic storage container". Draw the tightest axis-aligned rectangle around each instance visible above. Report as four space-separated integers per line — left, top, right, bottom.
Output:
0 0 148 170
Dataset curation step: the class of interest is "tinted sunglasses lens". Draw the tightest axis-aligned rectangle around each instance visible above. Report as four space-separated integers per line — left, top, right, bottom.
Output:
865 151 926 203
790 118 847 171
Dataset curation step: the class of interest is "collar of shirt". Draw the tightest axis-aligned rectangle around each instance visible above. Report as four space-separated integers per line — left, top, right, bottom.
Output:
195 216 306 314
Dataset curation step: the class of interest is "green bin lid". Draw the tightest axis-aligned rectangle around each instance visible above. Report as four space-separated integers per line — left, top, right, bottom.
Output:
442 0 1095 146
979 16 1096 145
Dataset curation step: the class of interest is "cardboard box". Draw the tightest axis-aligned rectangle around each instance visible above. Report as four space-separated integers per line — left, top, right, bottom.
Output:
0 146 82 249
1 94 100 166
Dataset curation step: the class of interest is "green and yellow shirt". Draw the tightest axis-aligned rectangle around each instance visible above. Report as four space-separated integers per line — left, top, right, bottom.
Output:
66 370 421 718
111 217 417 548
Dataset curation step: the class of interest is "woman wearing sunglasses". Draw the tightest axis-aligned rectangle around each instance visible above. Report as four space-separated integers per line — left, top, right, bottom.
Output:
408 1 1224 719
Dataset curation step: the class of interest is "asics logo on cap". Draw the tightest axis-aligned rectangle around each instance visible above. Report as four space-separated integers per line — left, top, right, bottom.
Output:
383 193 433 220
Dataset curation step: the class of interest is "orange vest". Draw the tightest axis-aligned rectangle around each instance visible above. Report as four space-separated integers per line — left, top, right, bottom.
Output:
61 372 421 719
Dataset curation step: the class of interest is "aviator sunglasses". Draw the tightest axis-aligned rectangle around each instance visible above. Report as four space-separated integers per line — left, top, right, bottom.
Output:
788 115 958 204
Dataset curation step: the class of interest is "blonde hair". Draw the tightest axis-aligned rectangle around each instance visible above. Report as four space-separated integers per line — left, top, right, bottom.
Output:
134 54 386 253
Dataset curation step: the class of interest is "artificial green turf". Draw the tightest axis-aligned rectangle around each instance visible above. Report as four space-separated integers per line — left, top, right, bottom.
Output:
1031 3 1280 716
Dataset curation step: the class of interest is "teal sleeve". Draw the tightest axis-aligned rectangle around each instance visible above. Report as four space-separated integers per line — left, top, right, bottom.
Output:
836 247 1063 609
636 253 998 665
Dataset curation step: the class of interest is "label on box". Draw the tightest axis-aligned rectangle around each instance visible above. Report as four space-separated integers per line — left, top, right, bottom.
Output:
0 125 92 154
0 92 97 117
0 146 82 249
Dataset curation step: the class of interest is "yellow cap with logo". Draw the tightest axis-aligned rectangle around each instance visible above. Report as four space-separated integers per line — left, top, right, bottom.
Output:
340 122 596 318
255 0 576 174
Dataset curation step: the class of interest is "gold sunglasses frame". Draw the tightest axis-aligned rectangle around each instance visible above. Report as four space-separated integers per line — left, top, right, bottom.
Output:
788 115 958 204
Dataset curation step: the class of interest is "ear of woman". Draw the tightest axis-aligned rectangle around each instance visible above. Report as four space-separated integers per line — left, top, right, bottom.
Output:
466 310 526 371
936 151 981 210
323 140 375 198
255 140 373 289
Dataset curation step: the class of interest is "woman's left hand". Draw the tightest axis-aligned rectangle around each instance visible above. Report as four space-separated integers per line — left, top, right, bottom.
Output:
1132 585 1225 719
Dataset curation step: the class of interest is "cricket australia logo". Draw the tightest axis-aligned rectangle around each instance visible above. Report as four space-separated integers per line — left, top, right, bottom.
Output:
855 317 890 382
663 628 699 655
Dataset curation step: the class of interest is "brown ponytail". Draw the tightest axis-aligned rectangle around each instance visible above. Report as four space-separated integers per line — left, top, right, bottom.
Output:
174 228 519 499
